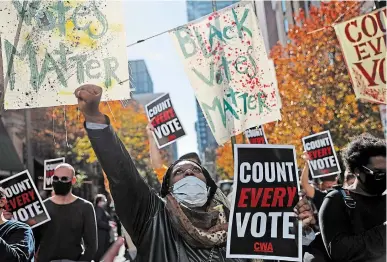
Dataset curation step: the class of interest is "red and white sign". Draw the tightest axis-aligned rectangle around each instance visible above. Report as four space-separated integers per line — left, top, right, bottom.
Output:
43 158 65 190
334 8 386 104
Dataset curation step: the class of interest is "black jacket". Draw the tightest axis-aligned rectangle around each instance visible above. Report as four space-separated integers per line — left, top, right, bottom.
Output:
86 123 248 262
319 190 386 262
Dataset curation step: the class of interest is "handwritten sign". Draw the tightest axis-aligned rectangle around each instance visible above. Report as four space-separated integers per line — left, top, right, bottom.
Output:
227 144 301 261
1 170 51 228
44 157 65 190
0 0 129 109
170 2 281 145
334 8 386 104
146 93 186 148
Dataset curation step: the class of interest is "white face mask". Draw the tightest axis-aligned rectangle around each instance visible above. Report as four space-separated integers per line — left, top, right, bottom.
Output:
172 176 209 208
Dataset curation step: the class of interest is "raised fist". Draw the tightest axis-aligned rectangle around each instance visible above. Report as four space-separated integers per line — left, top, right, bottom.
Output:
74 85 106 123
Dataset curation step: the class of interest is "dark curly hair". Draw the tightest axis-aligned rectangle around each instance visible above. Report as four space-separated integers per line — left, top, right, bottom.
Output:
342 133 386 173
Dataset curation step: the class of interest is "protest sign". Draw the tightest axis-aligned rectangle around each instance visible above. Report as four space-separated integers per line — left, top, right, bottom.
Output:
244 125 268 144
0 170 51 228
380 105 387 139
334 7 386 104
146 93 186 148
170 2 281 145
43 157 65 190
0 1 129 109
227 144 301 261
302 131 341 178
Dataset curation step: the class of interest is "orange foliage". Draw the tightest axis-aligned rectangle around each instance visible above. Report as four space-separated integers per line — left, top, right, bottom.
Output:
266 1 383 163
216 134 245 180
216 2 383 177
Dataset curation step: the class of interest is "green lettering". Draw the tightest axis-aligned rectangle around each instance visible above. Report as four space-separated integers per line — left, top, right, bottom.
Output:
52 42 72 71
4 39 39 91
208 24 225 48
235 55 248 74
226 89 240 106
192 63 214 86
223 26 234 40
85 60 101 79
246 46 258 78
12 0 41 26
49 1 71 36
194 27 212 58
201 97 224 131
103 57 120 88
248 95 257 110
223 98 239 120
69 55 87 84
39 52 67 88
72 2 108 39
232 8 252 39
257 92 272 113
174 27 197 59
221 55 232 82
238 93 248 114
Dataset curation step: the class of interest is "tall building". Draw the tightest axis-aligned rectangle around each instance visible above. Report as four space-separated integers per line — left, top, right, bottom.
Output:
186 0 238 164
129 60 154 94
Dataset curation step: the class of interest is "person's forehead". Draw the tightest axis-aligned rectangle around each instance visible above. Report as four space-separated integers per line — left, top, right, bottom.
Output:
368 156 386 170
173 161 201 171
54 167 73 177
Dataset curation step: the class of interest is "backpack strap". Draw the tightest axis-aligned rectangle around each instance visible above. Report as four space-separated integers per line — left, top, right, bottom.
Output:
333 185 356 223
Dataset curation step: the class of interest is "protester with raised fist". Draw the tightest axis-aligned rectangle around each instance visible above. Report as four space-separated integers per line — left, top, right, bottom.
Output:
34 163 97 261
75 84 322 262
0 186 35 262
319 134 386 262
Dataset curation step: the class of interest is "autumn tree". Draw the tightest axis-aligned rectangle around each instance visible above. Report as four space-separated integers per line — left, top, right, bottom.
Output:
216 2 383 179
32 100 171 190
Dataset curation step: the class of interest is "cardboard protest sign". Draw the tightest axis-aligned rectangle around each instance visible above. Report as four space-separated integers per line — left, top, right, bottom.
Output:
0 170 51 228
227 144 301 261
0 1 130 109
170 2 281 145
44 157 65 190
302 131 341 178
334 7 386 104
380 105 387 139
244 126 268 144
146 93 186 148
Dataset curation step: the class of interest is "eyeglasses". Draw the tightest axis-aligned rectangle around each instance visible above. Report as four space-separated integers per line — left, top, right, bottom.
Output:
52 176 72 183
362 166 386 180
174 166 203 176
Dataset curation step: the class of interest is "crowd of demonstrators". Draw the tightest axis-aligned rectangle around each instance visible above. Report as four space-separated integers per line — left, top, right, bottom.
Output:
34 163 97 262
319 134 386 262
74 84 318 262
0 186 35 262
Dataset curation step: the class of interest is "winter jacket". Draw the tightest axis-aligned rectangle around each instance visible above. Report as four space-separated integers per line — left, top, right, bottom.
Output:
85 122 248 262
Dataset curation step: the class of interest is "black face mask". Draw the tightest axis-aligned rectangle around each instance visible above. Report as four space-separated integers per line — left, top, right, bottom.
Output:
52 181 72 196
360 174 386 195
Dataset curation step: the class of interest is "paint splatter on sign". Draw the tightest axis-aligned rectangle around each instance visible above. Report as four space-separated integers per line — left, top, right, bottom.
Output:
0 0 129 109
169 2 281 145
334 7 386 104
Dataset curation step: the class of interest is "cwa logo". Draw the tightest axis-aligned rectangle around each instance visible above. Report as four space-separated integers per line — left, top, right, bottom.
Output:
254 242 273 253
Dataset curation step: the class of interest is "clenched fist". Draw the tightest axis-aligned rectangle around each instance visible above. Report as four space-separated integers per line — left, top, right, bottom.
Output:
294 197 316 229
74 85 106 124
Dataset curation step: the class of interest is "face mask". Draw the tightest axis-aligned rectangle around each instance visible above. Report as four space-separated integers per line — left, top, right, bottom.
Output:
172 176 208 208
359 174 386 195
52 181 72 196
